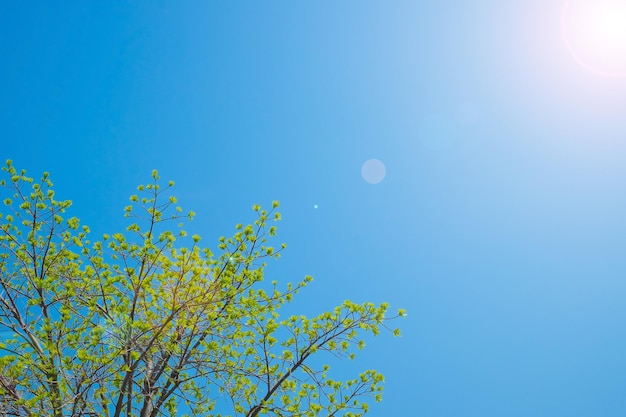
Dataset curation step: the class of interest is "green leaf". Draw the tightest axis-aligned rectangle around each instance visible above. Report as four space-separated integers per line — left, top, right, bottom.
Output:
0 164 403 417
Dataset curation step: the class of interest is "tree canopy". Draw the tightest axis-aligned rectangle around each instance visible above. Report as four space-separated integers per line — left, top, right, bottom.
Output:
0 161 404 417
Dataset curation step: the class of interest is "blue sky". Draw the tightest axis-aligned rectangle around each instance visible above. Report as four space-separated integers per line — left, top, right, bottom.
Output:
2 1 626 416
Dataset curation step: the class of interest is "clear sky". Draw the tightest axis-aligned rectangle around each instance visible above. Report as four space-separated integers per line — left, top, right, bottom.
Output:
2 1 626 416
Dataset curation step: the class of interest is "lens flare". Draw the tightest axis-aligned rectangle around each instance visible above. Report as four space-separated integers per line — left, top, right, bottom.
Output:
361 159 386 184
562 0 626 78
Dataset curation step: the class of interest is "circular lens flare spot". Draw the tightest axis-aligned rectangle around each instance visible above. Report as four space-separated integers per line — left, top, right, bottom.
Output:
562 0 626 78
361 159 386 184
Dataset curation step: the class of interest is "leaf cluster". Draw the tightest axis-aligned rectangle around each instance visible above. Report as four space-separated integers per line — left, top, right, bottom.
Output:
0 161 404 417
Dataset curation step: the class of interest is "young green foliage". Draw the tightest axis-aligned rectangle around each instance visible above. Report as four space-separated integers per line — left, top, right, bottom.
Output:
0 161 404 417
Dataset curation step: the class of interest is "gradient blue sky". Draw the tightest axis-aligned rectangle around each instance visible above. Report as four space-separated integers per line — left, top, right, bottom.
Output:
2 1 626 416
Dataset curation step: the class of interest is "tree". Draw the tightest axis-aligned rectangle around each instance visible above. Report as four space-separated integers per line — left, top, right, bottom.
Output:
0 161 405 417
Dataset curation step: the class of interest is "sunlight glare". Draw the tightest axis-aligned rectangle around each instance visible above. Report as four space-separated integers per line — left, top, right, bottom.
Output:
562 0 626 78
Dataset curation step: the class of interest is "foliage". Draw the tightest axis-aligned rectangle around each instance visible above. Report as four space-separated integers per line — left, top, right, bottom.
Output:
0 161 404 417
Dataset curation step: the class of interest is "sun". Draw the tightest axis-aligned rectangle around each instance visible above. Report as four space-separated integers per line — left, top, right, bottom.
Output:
562 0 626 78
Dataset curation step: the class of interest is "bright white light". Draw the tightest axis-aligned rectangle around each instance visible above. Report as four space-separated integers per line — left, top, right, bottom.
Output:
361 159 386 184
562 0 626 77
